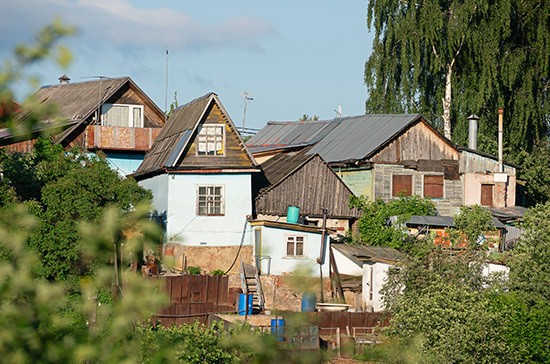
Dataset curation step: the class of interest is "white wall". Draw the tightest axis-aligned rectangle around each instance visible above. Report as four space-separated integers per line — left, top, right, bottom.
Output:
482 262 509 278
332 248 363 276
362 262 392 312
166 173 252 246
252 224 330 277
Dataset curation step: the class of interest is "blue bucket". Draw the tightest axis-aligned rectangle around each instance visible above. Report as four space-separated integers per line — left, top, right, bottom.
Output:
301 292 317 312
238 293 253 316
287 205 300 224
270 319 285 341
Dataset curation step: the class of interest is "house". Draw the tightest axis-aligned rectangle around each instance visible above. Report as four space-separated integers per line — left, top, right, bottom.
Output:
331 243 405 312
0 75 165 175
248 114 519 217
253 153 361 233
406 215 506 251
133 93 260 262
248 219 331 277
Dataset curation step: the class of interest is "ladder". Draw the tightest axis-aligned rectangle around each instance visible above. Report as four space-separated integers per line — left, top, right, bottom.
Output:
241 262 265 313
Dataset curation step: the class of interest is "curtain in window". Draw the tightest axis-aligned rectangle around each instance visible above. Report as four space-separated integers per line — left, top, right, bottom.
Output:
103 105 128 127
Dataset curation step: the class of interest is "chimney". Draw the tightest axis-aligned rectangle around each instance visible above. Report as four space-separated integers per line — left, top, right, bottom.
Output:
58 74 70 84
467 114 479 150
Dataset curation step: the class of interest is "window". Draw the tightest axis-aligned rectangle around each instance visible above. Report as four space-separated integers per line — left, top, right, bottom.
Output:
424 175 444 198
101 104 144 127
392 174 412 196
197 185 224 215
197 124 224 156
286 235 305 257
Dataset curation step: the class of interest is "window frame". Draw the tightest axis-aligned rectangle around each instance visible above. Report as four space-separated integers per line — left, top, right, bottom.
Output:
423 174 444 199
196 124 225 156
101 103 144 128
285 234 305 258
392 174 413 197
196 185 225 216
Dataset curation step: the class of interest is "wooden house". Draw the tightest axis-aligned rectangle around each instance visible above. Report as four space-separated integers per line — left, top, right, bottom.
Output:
133 93 260 254
249 114 519 216
253 153 361 233
0 76 165 175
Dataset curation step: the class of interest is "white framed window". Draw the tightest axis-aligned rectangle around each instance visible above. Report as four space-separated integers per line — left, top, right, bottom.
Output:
101 104 144 127
197 185 224 216
197 124 225 156
286 235 305 257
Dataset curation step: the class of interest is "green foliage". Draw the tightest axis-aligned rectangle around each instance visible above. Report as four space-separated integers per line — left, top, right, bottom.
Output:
209 269 226 276
454 205 494 248
365 0 549 154
350 195 437 249
186 266 201 275
515 140 550 206
0 138 152 281
508 201 550 301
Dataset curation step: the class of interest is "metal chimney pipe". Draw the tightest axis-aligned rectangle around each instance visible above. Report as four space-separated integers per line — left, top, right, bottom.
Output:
467 114 479 150
498 108 504 173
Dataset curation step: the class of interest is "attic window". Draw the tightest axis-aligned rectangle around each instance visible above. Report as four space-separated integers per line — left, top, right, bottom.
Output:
101 104 144 127
197 124 225 156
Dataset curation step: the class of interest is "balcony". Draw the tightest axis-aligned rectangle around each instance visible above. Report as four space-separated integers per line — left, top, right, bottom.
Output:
85 125 161 152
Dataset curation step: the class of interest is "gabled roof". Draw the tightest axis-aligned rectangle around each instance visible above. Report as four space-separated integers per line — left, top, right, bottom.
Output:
134 93 257 179
306 114 426 163
246 119 338 154
332 243 406 266
259 153 315 188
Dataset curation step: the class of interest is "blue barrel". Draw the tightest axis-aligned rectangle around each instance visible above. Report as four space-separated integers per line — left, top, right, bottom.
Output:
270 319 285 341
238 293 253 316
287 205 300 223
301 292 317 312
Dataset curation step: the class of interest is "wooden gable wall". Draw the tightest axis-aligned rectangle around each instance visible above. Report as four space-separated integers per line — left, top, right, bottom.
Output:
176 102 255 170
371 120 458 163
255 155 361 218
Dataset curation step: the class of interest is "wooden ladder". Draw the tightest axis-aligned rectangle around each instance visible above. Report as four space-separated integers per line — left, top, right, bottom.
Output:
241 262 265 313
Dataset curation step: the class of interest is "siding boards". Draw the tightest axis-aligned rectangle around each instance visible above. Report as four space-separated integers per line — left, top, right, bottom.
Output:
372 122 458 163
177 103 253 169
255 155 360 218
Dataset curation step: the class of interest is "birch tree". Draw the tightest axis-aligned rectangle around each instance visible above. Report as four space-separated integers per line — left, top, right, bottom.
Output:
365 0 549 153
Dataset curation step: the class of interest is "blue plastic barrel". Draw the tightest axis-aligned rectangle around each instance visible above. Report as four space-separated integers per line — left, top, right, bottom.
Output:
270 319 285 341
287 205 300 223
301 292 317 312
238 293 253 316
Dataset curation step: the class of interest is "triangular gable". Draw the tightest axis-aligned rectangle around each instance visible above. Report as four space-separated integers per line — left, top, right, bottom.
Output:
134 93 258 179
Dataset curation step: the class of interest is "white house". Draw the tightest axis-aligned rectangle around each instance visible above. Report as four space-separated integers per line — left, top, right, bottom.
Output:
133 93 260 247
248 220 331 277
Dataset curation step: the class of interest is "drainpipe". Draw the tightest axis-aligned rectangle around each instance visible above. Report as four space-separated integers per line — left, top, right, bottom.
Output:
498 108 504 173
317 208 328 303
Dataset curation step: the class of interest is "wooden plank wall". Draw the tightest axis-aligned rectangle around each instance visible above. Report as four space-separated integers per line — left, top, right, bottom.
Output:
255 155 361 218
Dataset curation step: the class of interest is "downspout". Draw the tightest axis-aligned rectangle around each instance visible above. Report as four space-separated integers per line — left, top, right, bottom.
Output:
317 208 328 303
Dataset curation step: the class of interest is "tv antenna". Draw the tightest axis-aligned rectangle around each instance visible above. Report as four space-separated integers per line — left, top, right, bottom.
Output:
81 76 109 124
241 92 253 129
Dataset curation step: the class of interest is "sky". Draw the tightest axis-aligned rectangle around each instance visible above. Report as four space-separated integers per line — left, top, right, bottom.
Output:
1 0 373 131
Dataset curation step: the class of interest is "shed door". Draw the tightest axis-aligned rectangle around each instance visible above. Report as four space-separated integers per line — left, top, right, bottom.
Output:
481 184 493 206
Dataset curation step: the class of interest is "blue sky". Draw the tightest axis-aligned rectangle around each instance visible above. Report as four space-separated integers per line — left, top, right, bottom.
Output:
2 0 372 131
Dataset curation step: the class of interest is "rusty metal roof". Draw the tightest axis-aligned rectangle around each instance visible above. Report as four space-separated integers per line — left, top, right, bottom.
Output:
407 215 506 229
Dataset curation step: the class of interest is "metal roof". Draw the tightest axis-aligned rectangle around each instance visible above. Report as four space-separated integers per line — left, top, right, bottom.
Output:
306 114 422 163
246 119 338 154
332 243 406 266
407 215 506 229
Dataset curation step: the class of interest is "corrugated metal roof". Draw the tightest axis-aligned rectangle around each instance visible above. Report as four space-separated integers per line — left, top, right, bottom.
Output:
407 215 506 229
306 114 421 163
246 119 337 153
332 243 405 267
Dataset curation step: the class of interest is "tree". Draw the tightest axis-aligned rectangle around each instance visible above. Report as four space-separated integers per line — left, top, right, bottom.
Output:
349 195 436 249
365 0 549 153
298 114 319 121
515 140 550 206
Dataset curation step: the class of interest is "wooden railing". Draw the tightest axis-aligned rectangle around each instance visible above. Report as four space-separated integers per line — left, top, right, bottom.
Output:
85 125 161 151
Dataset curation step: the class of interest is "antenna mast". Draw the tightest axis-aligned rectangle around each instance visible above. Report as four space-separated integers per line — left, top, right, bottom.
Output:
241 92 253 129
164 50 169 122
80 76 109 124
